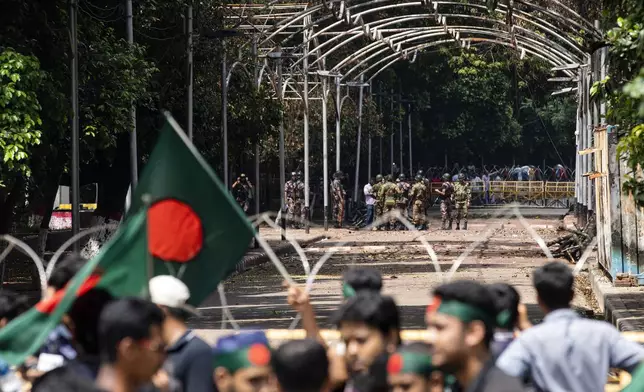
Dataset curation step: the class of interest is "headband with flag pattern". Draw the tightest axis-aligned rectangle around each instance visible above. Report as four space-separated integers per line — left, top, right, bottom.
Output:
342 283 357 298
387 352 433 377
426 296 495 325
213 332 271 373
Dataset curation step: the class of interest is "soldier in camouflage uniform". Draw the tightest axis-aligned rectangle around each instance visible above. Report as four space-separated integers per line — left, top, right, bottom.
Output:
378 174 400 231
331 171 346 228
435 173 454 230
453 173 471 230
396 174 411 230
295 171 306 225
410 174 428 230
416 170 432 210
371 174 385 228
284 172 299 228
232 173 254 213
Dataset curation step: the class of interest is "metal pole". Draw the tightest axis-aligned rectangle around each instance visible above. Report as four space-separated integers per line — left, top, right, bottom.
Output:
322 78 329 231
378 85 383 174
252 38 260 217
277 56 286 240
353 75 364 205
70 0 80 249
408 104 412 176
222 49 229 189
186 4 193 140
303 32 310 234
335 75 341 172
390 89 394 175
126 0 137 188
368 80 372 181
399 96 403 174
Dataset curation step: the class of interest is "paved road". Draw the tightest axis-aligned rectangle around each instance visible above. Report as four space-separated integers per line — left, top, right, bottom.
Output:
189 216 595 331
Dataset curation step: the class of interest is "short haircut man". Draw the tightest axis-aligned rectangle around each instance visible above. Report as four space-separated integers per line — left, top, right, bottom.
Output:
426 280 524 391
497 262 644 392
271 338 328 392
212 331 273 392
342 267 383 299
0 290 29 328
96 298 166 392
149 275 213 392
48 254 86 292
387 343 440 392
488 283 520 357
332 292 400 376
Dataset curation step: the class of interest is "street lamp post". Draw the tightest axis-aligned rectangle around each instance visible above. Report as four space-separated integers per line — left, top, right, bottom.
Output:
268 50 287 239
317 71 340 231
347 76 369 208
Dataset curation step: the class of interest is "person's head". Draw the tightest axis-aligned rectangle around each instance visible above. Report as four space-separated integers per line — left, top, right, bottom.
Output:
416 170 424 178
297 171 302 180
533 262 574 312
398 174 406 182
335 171 343 180
458 173 465 183
271 339 328 392
291 172 296 180
149 275 200 329
385 175 393 182
387 343 441 392
488 283 520 332
376 174 383 183
240 173 247 182
369 177 375 185
98 298 166 386
332 292 401 375
68 288 114 356
442 173 450 181
415 175 423 183
47 254 87 298
342 267 383 299
425 281 497 373
213 331 273 392
0 290 29 328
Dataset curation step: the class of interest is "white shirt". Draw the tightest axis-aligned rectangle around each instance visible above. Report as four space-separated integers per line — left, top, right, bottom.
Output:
363 183 376 205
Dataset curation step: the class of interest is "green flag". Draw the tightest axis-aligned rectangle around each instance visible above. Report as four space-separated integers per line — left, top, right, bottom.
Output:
623 362 644 391
0 210 148 365
128 111 255 305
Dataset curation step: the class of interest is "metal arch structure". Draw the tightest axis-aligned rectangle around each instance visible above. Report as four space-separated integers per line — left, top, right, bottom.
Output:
222 0 606 227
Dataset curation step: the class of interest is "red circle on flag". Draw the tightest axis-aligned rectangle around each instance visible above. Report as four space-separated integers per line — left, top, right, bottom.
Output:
248 344 271 366
147 199 203 263
387 353 404 374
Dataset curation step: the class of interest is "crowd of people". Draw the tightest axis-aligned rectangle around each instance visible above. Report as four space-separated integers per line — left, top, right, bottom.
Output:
1 255 644 392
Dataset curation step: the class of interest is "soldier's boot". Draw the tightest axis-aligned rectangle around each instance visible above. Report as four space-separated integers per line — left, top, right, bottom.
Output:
456 222 460 230
447 221 453 230
463 221 468 230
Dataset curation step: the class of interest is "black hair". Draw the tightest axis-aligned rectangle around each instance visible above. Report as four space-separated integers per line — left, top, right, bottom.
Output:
163 306 192 323
342 267 383 294
399 342 432 356
0 290 29 322
98 297 165 363
352 353 389 392
488 283 520 330
332 292 401 345
433 280 497 347
48 254 87 290
271 338 329 392
533 261 573 310
32 365 101 392
68 288 114 355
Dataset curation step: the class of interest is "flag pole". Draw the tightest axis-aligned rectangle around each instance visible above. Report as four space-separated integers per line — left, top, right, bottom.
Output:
142 194 153 299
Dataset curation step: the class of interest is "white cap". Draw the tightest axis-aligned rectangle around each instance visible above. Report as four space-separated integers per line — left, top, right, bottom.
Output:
149 275 200 316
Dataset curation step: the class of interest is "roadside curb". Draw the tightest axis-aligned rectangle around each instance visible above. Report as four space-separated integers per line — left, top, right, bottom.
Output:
233 235 327 275
589 263 644 332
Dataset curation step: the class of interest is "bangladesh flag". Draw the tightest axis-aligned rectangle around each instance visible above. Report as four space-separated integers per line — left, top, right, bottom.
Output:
0 210 148 365
127 111 255 305
0 112 254 365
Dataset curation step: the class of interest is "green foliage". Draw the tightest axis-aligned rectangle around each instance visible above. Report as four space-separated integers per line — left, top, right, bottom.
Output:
0 49 43 184
603 2 644 205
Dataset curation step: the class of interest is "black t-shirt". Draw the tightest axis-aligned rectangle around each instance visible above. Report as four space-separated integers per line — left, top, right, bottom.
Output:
452 359 525 392
165 330 214 392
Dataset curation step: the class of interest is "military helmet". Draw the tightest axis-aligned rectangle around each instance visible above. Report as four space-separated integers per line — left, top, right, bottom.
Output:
385 174 393 182
416 170 424 177
240 173 246 178
415 175 423 182
297 171 303 178
458 173 465 181
442 173 451 181
291 171 297 177
376 174 383 182
334 171 343 179
398 173 406 181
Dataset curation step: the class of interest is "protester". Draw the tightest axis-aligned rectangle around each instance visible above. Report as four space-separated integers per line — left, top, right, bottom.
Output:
487 283 521 358
496 261 644 392
342 268 383 299
386 342 444 392
95 298 167 392
0 290 29 328
271 338 329 392
331 292 401 387
426 280 524 391
149 275 213 392
212 331 273 392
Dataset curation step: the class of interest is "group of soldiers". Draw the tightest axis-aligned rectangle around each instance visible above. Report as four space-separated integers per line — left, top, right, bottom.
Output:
369 170 471 231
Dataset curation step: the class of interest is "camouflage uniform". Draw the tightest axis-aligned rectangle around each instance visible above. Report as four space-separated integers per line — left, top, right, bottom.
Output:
371 175 385 221
378 176 401 230
294 173 306 224
437 174 454 230
331 172 345 227
232 174 254 213
285 173 299 228
410 177 428 229
453 176 471 230
396 175 411 229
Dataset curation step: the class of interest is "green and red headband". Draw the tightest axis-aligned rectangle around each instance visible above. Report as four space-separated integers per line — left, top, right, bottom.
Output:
387 352 433 377
426 296 498 326
342 283 357 299
213 343 271 373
